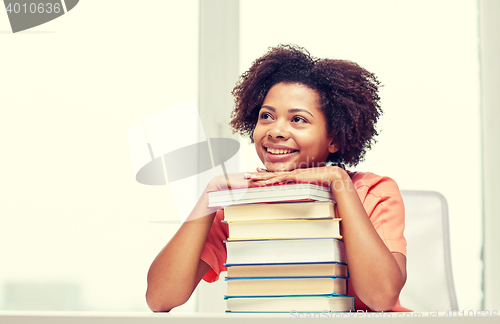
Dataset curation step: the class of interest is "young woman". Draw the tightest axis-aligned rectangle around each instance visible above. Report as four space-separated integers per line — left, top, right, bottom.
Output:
146 44 409 312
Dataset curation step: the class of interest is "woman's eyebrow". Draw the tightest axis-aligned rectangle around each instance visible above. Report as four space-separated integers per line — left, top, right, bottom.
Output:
261 105 275 112
289 108 314 117
261 105 314 118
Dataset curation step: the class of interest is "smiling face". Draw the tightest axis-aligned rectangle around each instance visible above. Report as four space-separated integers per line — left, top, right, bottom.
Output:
253 82 338 172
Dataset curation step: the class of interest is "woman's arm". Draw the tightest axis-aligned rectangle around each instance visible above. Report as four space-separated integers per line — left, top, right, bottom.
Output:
145 189 217 312
146 173 258 312
247 167 407 311
332 170 406 311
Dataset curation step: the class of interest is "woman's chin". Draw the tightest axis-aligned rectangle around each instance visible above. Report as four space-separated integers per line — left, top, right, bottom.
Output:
264 162 295 172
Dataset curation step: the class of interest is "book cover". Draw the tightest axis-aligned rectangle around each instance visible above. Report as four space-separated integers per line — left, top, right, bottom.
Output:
208 182 334 208
226 218 342 240
225 238 346 265
225 295 355 313
223 201 336 222
225 262 348 278
225 276 348 296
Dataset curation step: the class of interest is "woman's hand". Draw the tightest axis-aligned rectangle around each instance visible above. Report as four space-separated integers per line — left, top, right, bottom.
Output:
207 172 268 192
244 166 351 192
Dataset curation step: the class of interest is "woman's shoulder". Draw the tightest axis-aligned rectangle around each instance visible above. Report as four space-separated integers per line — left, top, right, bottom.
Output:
349 171 402 198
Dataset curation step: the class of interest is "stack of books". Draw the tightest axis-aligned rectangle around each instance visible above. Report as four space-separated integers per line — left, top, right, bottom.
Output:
208 183 355 313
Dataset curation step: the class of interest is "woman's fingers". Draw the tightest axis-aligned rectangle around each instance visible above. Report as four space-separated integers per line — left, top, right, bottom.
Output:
240 167 340 188
244 169 308 184
251 172 282 181
263 172 299 184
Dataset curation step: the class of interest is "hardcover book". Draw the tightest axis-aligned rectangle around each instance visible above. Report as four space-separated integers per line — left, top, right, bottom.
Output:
225 276 348 296
226 218 342 240
208 183 334 208
225 238 346 265
225 262 348 278
225 295 355 313
223 201 336 222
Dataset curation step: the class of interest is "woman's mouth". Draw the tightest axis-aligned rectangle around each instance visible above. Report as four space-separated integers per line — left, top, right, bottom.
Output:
264 147 299 163
265 147 298 155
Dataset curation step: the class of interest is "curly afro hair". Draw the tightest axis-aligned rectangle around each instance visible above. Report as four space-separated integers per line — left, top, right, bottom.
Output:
230 44 382 167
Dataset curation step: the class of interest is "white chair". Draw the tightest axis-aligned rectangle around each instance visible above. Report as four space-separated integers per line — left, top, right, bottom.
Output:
399 190 459 311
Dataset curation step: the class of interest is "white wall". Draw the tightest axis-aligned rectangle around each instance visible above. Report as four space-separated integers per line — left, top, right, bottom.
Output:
0 0 199 312
239 0 482 311
0 0 486 313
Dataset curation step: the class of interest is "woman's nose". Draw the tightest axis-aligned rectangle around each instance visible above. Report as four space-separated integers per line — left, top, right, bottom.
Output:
267 119 290 139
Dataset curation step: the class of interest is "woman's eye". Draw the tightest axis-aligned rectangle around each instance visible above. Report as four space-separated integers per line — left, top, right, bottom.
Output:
293 116 307 123
260 112 272 120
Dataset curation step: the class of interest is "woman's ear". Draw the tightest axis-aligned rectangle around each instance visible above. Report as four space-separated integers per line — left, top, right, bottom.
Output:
328 141 339 154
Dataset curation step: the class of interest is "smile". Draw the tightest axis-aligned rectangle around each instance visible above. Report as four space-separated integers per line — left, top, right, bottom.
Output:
266 147 298 155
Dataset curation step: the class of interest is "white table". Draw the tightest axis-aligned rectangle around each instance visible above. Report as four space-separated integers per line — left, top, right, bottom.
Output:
0 311 492 324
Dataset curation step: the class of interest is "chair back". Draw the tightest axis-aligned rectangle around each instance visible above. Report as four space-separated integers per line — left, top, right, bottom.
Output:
399 190 459 311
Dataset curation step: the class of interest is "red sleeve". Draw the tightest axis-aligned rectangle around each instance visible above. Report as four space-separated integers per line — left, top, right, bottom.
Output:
352 172 407 256
200 210 229 282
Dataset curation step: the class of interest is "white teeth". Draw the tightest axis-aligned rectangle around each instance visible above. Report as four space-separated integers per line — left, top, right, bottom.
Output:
266 147 295 154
